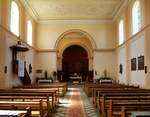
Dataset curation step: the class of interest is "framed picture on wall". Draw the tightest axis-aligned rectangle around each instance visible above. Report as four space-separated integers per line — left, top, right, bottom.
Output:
138 56 144 70
119 64 123 74
131 58 136 71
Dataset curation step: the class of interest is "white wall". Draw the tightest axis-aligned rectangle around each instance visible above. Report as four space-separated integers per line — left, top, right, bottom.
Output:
0 0 5 88
5 36 22 88
118 47 127 83
2 35 35 88
34 52 57 78
0 0 1 24
36 23 116 49
35 23 117 79
26 50 35 83
130 35 145 87
93 51 117 80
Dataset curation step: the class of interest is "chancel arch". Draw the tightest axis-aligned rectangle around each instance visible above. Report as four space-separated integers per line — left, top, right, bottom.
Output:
56 29 95 82
55 29 97 49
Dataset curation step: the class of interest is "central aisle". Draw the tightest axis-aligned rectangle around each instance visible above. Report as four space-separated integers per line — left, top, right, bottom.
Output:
65 87 86 117
53 85 100 117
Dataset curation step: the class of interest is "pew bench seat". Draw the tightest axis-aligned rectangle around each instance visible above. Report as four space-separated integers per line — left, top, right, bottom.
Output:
107 100 150 117
0 109 29 117
97 94 150 115
0 100 45 117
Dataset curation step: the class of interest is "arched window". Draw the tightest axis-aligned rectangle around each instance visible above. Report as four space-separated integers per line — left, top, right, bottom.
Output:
27 20 32 46
119 19 124 45
132 0 142 34
10 1 19 36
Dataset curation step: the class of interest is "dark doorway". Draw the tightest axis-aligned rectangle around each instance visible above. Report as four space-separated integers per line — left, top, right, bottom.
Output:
62 45 88 82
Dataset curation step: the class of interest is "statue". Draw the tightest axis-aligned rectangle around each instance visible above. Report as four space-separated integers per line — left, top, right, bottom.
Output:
104 69 107 77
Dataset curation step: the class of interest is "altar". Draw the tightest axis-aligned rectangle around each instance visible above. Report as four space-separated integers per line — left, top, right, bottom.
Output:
38 79 52 84
69 76 82 83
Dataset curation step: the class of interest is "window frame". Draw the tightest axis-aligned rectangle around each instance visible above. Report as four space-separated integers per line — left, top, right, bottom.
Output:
118 19 125 45
131 0 143 35
27 20 33 46
10 0 20 36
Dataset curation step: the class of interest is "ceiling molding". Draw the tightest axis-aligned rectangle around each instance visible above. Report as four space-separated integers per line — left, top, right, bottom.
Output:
113 0 129 21
36 49 57 53
37 19 113 24
20 0 38 21
93 48 116 52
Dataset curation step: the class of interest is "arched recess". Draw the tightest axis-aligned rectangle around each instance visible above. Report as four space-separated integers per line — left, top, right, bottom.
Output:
55 29 97 49
56 29 95 70
62 45 88 82
56 29 95 82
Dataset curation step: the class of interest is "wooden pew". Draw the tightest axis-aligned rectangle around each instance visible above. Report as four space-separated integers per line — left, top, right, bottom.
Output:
84 82 139 96
92 88 150 106
0 107 31 117
0 100 44 117
0 88 58 108
9 88 59 106
85 82 150 117
0 83 68 116
0 91 55 117
98 92 150 116
14 82 68 96
108 100 150 117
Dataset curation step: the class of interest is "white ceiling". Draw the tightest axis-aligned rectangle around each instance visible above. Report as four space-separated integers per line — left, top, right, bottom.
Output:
20 0 126 23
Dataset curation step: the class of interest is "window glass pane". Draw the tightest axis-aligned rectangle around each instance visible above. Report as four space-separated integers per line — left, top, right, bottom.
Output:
10 1 19 36
27 20 32 46
132 0 142 34
119 20 124 45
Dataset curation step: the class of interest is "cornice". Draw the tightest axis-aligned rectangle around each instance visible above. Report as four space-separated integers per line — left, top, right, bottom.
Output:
117 23 150 49
37 19 113 24
20 0 38 22
35 48 116 53
36 49 57 53
93 48 116 52
113 0 130 21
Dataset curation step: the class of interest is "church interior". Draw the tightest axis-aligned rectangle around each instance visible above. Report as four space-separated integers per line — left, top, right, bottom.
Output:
0 0 150 116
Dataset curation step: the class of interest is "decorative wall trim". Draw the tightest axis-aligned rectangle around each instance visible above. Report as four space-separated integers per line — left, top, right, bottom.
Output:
55 29 97 49
0 24 35 50
1 23 150 53
117 23 150 49
20 0 38 22
113 0 129 21
35 48 116 53
36 49 57 52
93 48 116 52
38 19 113 24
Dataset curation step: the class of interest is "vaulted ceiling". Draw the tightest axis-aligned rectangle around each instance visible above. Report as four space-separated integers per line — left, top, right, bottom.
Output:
20 0 126 23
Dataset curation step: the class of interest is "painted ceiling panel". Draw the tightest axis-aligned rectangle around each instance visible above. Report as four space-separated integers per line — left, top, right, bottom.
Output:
21 0 125 21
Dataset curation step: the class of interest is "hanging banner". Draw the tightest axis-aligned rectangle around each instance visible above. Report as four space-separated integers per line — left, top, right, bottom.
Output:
18 60 24 77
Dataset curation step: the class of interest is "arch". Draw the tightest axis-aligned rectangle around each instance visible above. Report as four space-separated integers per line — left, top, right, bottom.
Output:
58 42 92 59
56 29 94 71
55 29 97 49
